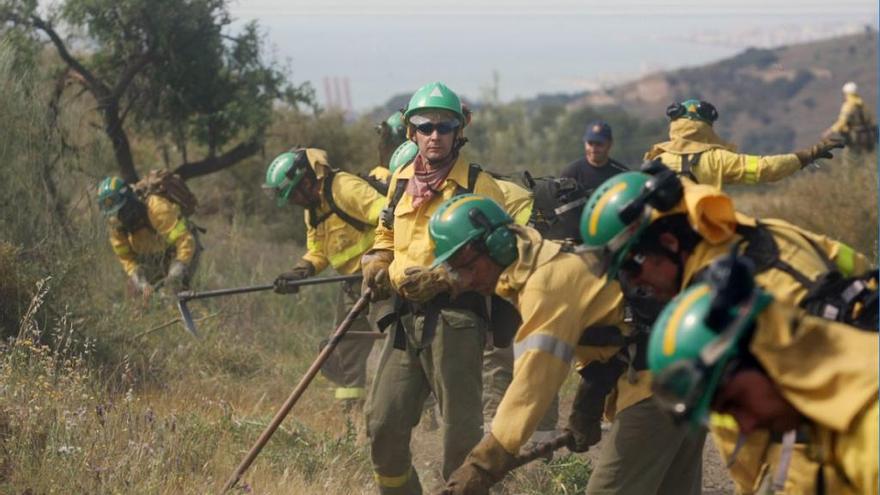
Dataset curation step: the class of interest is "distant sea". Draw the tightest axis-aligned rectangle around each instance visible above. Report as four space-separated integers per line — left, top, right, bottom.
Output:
250 12 877 111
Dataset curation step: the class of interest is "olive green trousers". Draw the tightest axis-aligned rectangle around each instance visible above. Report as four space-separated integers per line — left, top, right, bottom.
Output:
366 307 487 495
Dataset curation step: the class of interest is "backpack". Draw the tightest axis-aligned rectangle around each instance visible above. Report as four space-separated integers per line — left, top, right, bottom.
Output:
735 223 878 331
308 169 376 232
133 169 198 217
516 172 587 241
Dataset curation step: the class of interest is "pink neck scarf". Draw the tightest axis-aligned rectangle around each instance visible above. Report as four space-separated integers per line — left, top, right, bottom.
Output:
406 154 456 209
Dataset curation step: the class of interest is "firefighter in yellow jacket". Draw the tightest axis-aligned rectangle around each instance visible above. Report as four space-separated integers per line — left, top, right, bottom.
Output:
98 176 199 296
648 257 878 495
426 194 632 494
580 164 875 494
824 81 877 164
263 147 387 409
361 82 506 494
645 99 844 188
478 179 561 442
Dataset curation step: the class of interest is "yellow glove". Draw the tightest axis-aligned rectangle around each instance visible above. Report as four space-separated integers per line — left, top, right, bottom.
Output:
361 249 394 301
439 433 517 495
399 265 458 304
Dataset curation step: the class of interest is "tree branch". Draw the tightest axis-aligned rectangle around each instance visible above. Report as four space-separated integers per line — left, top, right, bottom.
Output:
173 138 262 180
29 15 111 98
111 51 154 100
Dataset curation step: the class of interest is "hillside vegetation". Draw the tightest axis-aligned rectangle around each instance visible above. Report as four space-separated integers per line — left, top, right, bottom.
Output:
0 30 877 495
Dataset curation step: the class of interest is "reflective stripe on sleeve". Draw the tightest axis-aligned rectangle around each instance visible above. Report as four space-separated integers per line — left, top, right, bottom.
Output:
513 333 574 364
334 387 365 400
166 219 189 245
367 199 386 226
328 232 375 269
112 244 132 256
743 155 760 184
835 243 856 276
374 467 412 488
709 413 739 430
307 237 323 253
513 204 533 226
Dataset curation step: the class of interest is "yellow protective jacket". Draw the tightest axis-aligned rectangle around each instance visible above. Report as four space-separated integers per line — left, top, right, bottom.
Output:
489 225 625 454
300 150 387 275
830 94 870 134
497 179 534 226
750 303 878 495
644 119 802 189
372 157 505 289
109 194 195 276
667 181 874 493
368 165 391 184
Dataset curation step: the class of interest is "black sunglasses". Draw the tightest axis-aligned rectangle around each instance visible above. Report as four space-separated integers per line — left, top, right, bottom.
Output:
415 121 460 136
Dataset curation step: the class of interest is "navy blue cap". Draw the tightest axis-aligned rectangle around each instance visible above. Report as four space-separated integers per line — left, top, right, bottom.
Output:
583 121 613 143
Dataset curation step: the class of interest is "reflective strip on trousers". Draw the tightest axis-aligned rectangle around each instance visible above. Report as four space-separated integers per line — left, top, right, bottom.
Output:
772 429 797 492
166 219 189 245
328 231 375 268
743 155 760 184
513 333 574 364
374 467 412 488
835 243 856 276
335 387 365 400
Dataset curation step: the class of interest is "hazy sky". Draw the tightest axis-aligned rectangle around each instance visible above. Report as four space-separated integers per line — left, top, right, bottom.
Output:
227 0 878 111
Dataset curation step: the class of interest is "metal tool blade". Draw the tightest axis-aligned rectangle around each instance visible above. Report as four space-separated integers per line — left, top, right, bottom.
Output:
176 297 200 338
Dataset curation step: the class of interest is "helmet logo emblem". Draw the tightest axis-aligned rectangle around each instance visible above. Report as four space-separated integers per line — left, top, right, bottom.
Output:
429 86 444 98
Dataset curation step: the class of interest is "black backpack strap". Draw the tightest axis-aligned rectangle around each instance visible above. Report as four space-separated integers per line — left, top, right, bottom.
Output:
454 163 483 195
358 172 390 196
680 153 701 182
380 165 411 230
320 170 371 231
735 223 827 292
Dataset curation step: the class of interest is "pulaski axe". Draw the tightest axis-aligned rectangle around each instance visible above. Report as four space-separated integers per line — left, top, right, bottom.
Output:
175 274 362 337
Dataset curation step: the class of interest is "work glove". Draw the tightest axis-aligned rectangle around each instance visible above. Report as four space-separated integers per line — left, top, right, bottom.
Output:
165 260 188 291
439 433 517 495
794 136 844 167
361 249 394 301
274 261 316 294
128 268 152 298
565 376 603 453
398 265 458 304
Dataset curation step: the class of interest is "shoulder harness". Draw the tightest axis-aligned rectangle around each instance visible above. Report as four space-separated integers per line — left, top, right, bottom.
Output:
307 169 372 232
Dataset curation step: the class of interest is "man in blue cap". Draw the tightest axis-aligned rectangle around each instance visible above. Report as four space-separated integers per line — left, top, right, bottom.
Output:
559 120 629 241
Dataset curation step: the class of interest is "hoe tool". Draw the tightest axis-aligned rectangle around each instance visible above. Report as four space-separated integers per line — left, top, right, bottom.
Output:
175 274 361 337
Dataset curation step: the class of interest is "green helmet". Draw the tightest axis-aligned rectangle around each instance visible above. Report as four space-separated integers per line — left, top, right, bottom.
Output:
385 111 406 140
429 194 517 268
648 274 772 427
263 150 308 207
404 82 464 124
97 176 133 215
579 172 652 278
389 140 418 174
